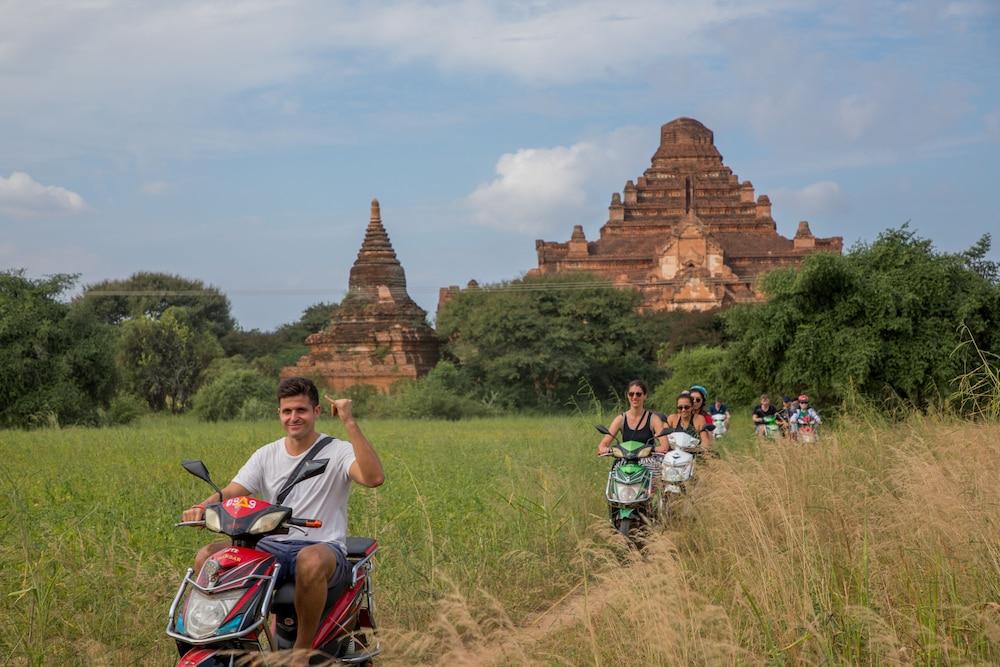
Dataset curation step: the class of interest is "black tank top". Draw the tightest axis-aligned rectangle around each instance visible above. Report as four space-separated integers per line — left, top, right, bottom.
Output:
621 410 654 444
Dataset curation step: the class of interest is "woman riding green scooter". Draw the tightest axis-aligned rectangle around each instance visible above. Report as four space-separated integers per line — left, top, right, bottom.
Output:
597 380 667 455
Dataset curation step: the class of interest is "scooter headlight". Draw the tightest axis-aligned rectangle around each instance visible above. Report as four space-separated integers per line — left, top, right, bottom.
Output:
203 506 222 533
183 588 245 639
249 509 287 535
613 482 643 502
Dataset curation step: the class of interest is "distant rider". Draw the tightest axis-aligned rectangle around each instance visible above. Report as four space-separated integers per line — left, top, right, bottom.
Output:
791 394 821 435
597 380 667 455
708 397 730 431
752 393 785 436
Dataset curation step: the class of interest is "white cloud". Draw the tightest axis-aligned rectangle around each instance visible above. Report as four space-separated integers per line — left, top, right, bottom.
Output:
0 171 87 220
465 126 650 235
772 181 848 218
0 1 787 161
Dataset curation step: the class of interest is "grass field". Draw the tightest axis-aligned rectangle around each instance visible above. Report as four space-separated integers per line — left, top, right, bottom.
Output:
1 413 998 665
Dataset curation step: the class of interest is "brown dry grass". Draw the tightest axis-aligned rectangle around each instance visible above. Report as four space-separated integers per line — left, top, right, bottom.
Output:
387 417 1000 666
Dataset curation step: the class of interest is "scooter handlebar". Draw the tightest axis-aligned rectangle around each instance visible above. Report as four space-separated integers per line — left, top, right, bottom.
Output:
286 517 323 528
175 520 205 527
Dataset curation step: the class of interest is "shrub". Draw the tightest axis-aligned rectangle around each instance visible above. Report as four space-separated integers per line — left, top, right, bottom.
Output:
376 362 495 420
101 393 148 426
651 345 755 411
237 396 275 421
193 369 274 422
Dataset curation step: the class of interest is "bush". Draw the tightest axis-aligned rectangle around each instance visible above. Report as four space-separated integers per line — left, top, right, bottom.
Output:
237 396 275 421
375 362 495 420
101 393 148 426
339 384 382 419
651 345 755 411
193 369 274 422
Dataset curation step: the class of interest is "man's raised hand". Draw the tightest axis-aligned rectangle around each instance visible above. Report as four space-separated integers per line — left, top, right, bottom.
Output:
324 394 354 422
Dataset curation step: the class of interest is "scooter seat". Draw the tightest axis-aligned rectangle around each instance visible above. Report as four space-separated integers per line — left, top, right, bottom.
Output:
345 536 376 559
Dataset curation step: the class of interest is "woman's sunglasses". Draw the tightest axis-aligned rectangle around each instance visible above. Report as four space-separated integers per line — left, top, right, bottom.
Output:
628 391 644 398
676 405 692 410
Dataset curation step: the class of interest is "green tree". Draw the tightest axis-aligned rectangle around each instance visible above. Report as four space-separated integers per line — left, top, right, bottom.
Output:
650 345 756 410
436 273 661 408
722 226 1000 408
192 368 274 422
220 301 336 365
118 306 223 412
78 272 235 338
0 271 117 427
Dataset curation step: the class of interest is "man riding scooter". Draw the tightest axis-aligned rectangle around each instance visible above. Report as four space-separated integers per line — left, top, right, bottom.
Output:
179 376 384 664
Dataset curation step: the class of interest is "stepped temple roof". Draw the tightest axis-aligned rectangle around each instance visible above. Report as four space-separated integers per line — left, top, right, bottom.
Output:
281 199 439 392
529 117 843 311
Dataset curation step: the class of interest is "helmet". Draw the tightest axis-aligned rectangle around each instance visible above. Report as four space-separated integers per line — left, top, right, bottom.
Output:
782 396 792 403
798 394 809 402
689 385 708 401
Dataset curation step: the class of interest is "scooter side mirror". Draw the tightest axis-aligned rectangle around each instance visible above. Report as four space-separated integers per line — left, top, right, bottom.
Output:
703 424 716 432
181 459 223 502
595 425 611 436
181 459 213 483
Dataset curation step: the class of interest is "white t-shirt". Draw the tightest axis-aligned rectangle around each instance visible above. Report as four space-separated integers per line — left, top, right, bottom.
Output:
232 433 356 550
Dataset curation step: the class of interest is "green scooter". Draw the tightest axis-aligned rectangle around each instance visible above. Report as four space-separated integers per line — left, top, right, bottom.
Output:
595 425 657 539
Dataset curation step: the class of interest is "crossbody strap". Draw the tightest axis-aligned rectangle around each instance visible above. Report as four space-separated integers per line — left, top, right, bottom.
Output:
276 436 334 505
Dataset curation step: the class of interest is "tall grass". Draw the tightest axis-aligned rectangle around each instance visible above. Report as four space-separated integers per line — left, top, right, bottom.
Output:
402 417 1000 665
951 328 1000 421
2 413 997 665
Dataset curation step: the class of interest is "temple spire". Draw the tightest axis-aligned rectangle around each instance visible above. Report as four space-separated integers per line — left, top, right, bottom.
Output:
358 198 396 257
349 197 407 293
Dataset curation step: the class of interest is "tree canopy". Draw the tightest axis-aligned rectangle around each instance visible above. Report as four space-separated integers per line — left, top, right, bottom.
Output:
436 273 661 408
117 306 223 412
720 227 1000 408
0 271 117 426
78 272 235 338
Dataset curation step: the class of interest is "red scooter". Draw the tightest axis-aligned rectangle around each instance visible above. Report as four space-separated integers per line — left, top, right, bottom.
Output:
167 459 380 666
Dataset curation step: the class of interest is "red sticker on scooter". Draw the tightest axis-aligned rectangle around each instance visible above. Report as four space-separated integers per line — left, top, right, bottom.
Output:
223 495 271 518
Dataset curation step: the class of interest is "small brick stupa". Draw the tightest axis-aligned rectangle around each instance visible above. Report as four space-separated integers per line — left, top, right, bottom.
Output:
281 199 439 392
530 117 843 311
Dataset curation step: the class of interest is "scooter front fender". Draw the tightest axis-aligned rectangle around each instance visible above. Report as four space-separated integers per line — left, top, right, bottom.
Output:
176 647 234 667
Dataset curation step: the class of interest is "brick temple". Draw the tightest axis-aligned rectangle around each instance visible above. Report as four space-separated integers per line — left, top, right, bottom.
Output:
530 117 842 310
281 199 439 392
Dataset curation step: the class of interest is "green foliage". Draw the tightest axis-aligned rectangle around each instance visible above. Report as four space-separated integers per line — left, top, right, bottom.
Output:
219 301 334 368
722 226 1000 408
437 273 660 408
647 309 725 360
192 368 274 422
651 345 756 410
100 392 148 426
376 362 495 420
118 307 223 412
78 271 235 338
0 271 118 427
339 383 381 419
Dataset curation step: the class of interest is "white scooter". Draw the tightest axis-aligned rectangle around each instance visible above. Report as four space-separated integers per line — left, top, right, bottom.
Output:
658 430 703 521
711 414 728 438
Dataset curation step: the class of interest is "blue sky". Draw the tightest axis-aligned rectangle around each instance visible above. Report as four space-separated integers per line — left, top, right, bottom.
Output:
2 0 998 330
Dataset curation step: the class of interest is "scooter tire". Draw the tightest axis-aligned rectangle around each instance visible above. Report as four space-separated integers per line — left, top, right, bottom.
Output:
617 517 632 537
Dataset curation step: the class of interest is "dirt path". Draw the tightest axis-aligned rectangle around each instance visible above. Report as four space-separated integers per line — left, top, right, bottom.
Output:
425 569 623 666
